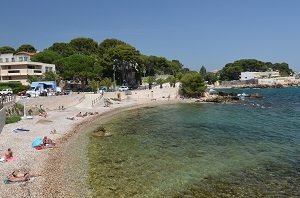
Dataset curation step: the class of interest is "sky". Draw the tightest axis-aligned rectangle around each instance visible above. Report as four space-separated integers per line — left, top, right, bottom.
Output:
1 0 300 72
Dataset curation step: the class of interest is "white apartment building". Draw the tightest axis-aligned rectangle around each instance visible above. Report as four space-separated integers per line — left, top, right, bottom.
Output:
240 71 280 80
0 52 55 85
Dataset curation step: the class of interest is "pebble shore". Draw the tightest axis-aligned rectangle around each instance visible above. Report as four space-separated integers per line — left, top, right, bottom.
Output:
0 86 181 197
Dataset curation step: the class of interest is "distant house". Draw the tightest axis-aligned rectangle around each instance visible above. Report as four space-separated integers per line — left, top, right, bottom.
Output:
0 52 55 85
240 71 280 80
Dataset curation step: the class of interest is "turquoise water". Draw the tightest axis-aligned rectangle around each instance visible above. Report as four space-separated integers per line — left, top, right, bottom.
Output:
88 87 300 197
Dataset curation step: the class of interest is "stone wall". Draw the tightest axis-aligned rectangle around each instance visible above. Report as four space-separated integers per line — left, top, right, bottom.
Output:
0 107 5 134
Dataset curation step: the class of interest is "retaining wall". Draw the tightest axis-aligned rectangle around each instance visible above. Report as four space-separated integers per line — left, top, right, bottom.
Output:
0 107 5 134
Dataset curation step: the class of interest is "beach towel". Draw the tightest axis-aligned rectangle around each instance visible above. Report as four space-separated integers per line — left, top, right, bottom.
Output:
3 178 11 184
32 138 43 148
13 128 30 133
5 156 17 162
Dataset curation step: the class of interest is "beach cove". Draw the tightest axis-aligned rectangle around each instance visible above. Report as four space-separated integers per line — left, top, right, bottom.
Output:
0 86 180 197
1 87 300 197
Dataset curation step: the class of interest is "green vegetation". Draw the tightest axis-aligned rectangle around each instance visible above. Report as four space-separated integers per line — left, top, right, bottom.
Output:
5 115 21 124
219 59 293 81
16 44 36 53
0 39 295 97
0 46 15 54
0 82 29 94
180 72 207 97
156 78 165 88
26 71 60 84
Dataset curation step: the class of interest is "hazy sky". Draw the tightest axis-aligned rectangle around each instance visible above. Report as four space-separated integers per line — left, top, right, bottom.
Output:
1 0 300 72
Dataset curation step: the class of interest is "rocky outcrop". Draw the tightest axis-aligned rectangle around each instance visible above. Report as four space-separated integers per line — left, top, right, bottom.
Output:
205 95 240 103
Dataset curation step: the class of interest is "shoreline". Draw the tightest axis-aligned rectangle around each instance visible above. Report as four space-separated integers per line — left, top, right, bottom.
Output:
40 100 180 197
0 87 182 197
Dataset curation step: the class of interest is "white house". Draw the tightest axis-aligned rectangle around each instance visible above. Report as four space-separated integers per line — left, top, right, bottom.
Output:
0 52 56 85
240 71 280 80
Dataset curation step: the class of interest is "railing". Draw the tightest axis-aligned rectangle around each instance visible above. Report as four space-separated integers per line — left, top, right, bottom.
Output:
91 93 104 107
0 95 15 134
0 95 16 108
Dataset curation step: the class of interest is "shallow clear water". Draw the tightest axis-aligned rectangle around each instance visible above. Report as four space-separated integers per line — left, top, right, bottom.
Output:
88 87 300 197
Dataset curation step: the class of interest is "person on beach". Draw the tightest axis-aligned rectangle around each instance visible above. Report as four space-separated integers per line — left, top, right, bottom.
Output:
39 111 47 118
82 112 88 117
76 112 83 117
5 148 13 160
42 136 56 148
0 148 13 162
5 170 41 183
50 129 57 134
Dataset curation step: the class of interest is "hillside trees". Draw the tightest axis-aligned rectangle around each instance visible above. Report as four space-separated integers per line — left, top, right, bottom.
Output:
31 50 63 64
48 42 75 57
219 59 294 81
140 55 184 76
1 37 187 89
0 46 15 54
55 54 103 87
16 44 36 53
271 62 293 76
100 43 142 86
69 37 99 55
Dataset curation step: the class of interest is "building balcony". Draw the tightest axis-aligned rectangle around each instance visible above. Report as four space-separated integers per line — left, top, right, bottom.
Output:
0 69 43 76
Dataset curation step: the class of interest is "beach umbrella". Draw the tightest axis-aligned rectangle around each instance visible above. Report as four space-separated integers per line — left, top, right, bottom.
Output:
32 137 43 148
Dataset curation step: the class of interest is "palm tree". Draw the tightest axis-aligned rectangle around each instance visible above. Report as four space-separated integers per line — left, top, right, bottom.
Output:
156 78 165 88
145 76 155 89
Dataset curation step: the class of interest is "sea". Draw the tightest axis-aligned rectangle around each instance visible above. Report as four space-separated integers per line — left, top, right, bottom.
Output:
87 87 300 197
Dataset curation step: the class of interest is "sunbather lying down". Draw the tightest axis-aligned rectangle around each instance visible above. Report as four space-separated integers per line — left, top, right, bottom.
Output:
4 170 41 183
43 136 56 148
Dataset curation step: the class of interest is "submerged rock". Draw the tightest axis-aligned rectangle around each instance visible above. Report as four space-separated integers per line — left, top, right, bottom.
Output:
92 126 112 137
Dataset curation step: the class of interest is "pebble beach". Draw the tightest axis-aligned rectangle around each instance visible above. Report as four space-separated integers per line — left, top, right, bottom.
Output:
0 86 181 197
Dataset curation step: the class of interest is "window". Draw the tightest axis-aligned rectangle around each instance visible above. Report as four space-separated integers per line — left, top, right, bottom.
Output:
28 65 35 69
5 58 9 62
34 70 42 73
19 57 23 61
45 67 53 72
8 70 20 73
0 58 2 63
24 57 28 61
12 58 15 62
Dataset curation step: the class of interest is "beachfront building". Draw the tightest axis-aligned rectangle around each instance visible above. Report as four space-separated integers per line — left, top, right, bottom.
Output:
240 71 280 80
0 52 55 85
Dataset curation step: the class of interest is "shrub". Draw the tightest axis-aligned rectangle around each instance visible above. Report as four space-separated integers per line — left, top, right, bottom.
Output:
5 115 21 124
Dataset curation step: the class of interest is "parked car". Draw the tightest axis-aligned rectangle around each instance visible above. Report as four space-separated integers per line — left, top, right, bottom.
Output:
0 88 13 95
118 86 129 91
65 89 71 95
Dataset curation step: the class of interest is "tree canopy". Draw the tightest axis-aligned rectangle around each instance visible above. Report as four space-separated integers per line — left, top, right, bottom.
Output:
31 50 63 64
0 46 15 54
219 59 294 81
16 44 36 53
55 54 103 86
180 72 207 97
47 42 75 57
69 37 98 56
